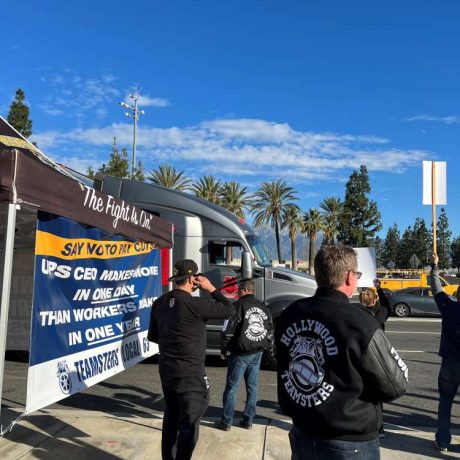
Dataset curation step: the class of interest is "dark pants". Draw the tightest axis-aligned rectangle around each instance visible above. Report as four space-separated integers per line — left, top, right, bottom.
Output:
377 402 384 433
160 374 210 460
289 425 380 460
436 357 460 448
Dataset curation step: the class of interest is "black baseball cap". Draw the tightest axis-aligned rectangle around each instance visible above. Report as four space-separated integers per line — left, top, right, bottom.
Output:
168 259 199 282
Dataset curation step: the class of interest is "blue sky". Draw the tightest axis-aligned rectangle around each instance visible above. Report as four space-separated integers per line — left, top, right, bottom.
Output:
1 0 460 239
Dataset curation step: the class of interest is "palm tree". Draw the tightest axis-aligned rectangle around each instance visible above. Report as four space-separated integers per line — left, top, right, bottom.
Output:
149 164 191 191
251 179 298 263
220 181 250 218
281 205 303 269
303 208 324 274
319 196 346 245
191 175 222 204
220 181 251 263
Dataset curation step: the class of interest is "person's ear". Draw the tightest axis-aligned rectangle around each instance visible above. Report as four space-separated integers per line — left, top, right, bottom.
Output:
345 271 352 286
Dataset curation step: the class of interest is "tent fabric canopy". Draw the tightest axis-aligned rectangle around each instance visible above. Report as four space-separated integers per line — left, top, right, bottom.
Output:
0 117 173 248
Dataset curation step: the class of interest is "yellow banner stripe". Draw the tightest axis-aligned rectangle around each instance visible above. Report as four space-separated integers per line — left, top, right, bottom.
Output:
35 230 156 260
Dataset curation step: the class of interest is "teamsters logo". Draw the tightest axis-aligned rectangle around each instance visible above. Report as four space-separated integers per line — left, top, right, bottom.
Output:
279 319 338 408
245 307 268 341
289 336 325 391
57 361 72 394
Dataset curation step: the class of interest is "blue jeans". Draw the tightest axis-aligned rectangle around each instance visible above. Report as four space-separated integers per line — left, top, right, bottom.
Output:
289 425 380 460
222 352 262 426
436 357 460 448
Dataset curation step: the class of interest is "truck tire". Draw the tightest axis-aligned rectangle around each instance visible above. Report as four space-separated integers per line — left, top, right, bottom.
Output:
394 303 410 318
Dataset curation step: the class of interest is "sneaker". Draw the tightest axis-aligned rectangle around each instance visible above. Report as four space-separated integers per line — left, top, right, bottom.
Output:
434 440 448 452
214 421 231 431
239 420 253 430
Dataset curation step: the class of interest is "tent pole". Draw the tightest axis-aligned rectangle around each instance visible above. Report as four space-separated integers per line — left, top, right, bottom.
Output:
0 203 18 425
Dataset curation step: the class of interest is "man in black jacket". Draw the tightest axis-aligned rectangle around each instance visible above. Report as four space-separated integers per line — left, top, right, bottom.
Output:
430 253 460 452
216 279 274 431
276 246 408 460
148 259 235 460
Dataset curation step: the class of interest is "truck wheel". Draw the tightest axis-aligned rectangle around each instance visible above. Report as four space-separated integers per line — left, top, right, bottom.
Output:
394 303 410 318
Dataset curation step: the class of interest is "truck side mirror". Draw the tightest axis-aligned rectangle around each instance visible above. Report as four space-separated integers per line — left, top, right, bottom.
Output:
241 251 253 280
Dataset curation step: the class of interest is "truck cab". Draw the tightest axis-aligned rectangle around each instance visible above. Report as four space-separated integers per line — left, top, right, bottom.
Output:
95 176 317 357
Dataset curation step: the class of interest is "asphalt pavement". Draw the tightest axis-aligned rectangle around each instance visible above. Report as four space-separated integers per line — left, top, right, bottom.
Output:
2 318 460 458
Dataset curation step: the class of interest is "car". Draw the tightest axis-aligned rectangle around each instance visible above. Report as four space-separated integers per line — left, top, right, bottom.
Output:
389 287 451 318
380 288 393 299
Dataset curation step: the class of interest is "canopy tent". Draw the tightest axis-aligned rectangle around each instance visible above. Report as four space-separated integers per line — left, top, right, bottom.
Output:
0 117 173 246
0 116 173 422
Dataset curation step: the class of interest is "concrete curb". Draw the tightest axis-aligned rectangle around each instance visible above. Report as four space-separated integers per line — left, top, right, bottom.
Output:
1 410 460 459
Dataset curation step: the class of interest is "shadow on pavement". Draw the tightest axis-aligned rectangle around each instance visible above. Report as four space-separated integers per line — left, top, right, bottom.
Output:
56 382 164 415
0 409 120 460
381 430 460 459
257 399 282 414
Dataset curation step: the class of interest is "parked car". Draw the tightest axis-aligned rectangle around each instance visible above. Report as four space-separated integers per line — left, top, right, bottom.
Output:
380 288 393 299
389 287 451 317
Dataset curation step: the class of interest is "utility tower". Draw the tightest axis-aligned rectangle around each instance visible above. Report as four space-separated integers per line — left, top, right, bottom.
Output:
119 91 145 178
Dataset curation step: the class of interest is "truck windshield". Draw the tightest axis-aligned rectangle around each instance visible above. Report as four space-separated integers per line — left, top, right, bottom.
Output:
247 235 272 267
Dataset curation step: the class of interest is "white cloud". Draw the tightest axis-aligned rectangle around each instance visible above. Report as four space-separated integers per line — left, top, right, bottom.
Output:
38 70 121 120
30 130 63 149
40 106 65 116
404 114 460 125
58 153 102 174
38 71 171 122
36 118 429 183
201 119 292 142
125 94 170 108
50 74 65 86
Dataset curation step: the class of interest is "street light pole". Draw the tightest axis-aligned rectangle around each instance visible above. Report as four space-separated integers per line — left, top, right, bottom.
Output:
132 96 138 179
119 92 144 179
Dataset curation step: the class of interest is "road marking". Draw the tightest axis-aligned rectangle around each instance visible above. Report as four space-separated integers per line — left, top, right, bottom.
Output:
384 423 420 432
397 350 427 353
386 331 440 335
388 318 440 323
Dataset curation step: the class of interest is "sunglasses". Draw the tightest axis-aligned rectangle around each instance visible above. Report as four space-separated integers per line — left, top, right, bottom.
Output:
351 270 362 279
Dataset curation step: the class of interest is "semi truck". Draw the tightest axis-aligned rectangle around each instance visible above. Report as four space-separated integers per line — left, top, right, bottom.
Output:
94 175 318 364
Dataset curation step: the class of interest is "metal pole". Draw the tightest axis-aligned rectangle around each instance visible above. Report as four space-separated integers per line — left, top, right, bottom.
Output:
0 203 18 424
132 97 138 179
432 161 437 255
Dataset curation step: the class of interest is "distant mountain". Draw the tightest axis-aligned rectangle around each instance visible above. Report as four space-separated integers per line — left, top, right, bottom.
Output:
254 226 323 264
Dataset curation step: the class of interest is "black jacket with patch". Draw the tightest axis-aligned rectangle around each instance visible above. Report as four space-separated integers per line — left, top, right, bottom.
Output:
275 287 408 442
148 288 234 377
221 294 274 356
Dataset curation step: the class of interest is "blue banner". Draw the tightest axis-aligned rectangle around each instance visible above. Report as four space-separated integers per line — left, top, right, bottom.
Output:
26 212 161 413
